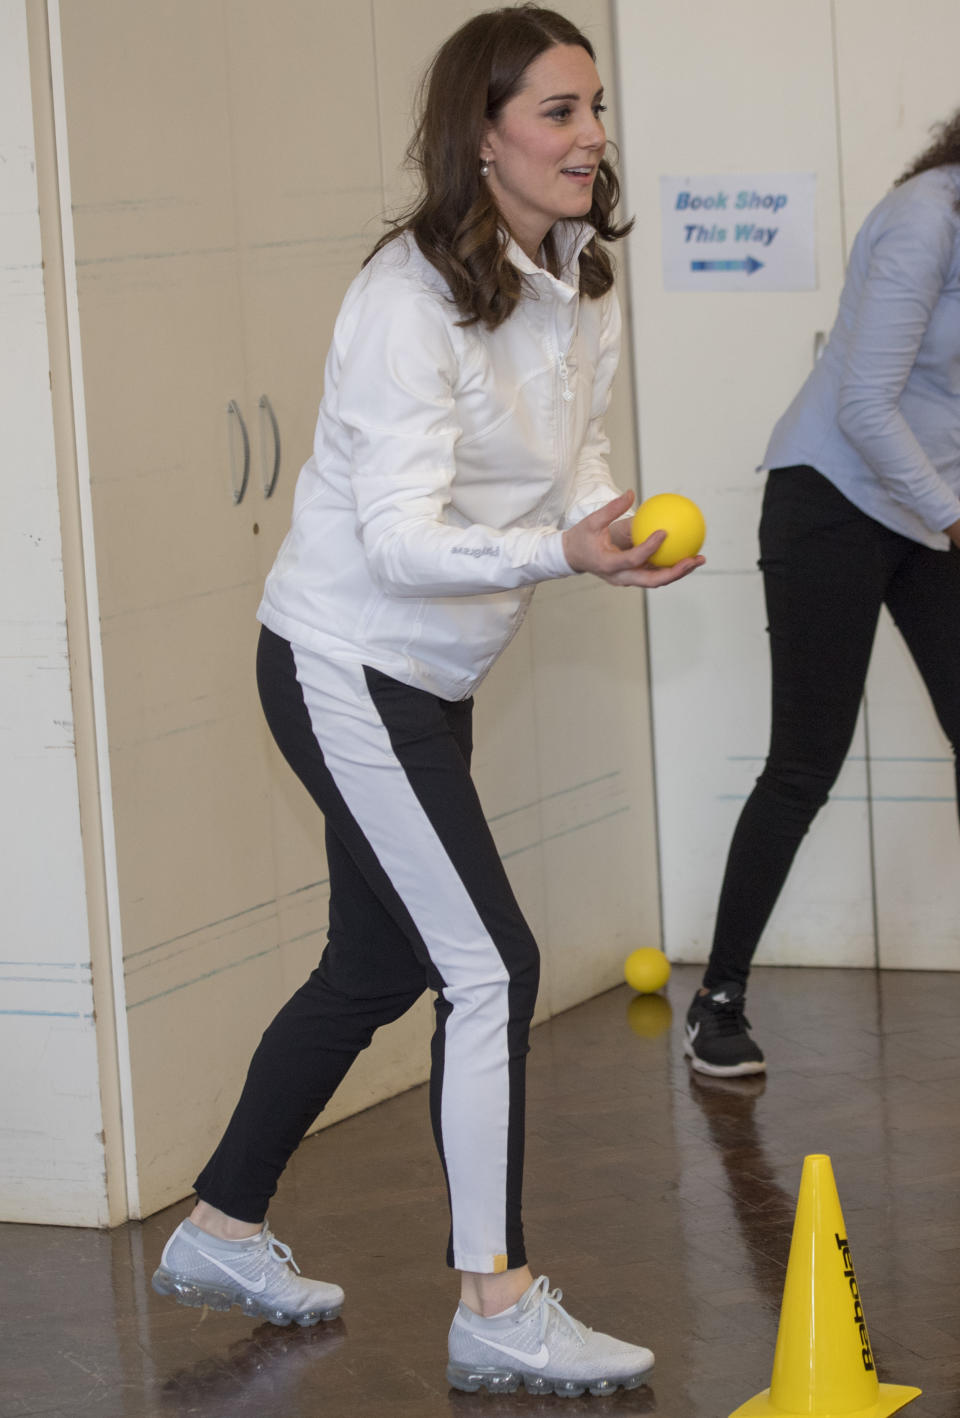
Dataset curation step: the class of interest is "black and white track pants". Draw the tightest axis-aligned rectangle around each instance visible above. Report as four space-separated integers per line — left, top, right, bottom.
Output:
194 626 539 1272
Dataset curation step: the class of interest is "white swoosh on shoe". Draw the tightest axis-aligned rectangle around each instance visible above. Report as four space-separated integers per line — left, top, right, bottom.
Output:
479 1338 550 1370
686 1021 700 1043
196 1248 267 1294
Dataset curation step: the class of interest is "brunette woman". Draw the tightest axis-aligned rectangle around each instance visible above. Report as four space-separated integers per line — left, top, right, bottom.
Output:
154 7 702 1396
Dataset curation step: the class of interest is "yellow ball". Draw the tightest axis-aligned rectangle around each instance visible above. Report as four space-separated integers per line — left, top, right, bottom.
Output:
631 493 706 567
624 947 671 994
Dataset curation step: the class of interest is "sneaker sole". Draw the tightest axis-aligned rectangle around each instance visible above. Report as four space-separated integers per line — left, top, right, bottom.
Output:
446 1361 654 1398
683 1042 766 1077
151 1268 343 1327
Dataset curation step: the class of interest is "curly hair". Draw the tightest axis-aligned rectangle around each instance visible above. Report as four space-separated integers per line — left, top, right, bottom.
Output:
364 5 632 330
895 106 960 191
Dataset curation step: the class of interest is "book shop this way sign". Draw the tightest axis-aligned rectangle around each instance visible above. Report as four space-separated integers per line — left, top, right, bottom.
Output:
660 173 817 291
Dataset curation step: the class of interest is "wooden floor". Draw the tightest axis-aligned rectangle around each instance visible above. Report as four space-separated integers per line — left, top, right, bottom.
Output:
4 964 960 1418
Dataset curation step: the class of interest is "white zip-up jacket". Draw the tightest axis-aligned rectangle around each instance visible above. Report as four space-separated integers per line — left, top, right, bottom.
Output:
258 221 624 700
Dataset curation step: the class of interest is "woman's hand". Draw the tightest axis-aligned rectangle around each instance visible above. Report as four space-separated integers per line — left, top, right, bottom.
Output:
945 516 960 549
562 491 705 587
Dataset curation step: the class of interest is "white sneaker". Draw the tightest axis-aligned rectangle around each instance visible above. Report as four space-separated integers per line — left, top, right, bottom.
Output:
151 1219 344 1327
447 1275 654 1397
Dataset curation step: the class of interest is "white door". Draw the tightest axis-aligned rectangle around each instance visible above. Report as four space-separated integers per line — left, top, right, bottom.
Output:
58 0 279 1215
614 0 871 969
232 0 444 1125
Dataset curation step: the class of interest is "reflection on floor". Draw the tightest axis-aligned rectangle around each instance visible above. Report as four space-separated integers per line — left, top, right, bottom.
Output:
3 964 960 1417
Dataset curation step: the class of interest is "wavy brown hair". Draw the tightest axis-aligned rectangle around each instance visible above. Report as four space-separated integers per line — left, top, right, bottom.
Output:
895 106 960 205
364 4 632 329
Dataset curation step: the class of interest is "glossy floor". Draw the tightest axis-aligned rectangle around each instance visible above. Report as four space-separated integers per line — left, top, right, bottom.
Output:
3 965 959 1417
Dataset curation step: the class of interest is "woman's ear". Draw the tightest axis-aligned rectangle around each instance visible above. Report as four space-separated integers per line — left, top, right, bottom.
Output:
479 122 496 164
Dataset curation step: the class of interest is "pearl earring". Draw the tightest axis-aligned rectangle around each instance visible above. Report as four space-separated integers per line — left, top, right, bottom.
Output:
480 160 490 177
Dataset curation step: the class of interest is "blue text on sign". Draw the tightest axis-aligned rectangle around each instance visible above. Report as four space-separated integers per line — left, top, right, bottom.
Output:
683 223 779 247
736 190 788 212
675 190 788 214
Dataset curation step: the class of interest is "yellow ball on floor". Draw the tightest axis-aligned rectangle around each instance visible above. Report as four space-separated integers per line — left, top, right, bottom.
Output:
631 493 706 567
624 947 671 994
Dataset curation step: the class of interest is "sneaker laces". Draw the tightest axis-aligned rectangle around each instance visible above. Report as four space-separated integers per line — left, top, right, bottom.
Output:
525 1276 588 1348
707 996 751 1037
263 1229 302 1276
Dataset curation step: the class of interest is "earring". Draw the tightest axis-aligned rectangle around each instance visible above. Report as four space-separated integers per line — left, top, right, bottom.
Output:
480 160 490 177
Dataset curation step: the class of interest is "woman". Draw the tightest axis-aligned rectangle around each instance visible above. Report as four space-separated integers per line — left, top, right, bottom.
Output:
152 5 701 1398
686 113 960 1078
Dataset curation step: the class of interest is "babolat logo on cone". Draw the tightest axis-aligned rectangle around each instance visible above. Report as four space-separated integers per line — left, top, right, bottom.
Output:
729 1154 920 1418
835 1231 875 1372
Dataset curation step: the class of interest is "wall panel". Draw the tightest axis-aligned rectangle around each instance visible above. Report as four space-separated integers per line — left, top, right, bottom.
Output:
614 0 862 968
0 0 106 1224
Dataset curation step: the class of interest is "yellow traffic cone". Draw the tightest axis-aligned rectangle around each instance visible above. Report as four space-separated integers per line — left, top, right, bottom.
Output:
730 1154 920 1418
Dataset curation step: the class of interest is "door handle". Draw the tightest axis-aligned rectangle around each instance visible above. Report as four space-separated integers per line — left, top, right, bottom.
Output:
258 394 281 499
227 399 250 505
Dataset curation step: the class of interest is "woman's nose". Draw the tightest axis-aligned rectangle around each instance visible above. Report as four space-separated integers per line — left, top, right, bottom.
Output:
582 113 605 149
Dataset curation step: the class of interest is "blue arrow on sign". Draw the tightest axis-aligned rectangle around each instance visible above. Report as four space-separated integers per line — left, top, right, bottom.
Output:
691 256 764 275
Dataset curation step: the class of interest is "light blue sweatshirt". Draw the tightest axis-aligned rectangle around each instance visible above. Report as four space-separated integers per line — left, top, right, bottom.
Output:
763 165 960 549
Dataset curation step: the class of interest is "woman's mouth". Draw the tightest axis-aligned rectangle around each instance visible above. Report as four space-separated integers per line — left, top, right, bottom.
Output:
561 166 595 184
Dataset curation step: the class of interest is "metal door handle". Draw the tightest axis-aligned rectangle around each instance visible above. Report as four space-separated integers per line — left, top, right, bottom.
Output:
227 399 250 504
259 394 281 499
813 330 826 365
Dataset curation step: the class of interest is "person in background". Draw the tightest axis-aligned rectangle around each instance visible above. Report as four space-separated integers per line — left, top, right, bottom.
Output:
686 111 960 1078
152 5 702 1398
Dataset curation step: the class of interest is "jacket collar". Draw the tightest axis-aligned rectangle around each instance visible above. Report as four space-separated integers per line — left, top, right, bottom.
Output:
504 221 595 301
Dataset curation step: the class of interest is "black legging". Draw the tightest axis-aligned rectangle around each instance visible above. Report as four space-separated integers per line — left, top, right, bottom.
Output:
704 465 960 990
195 629 538 1272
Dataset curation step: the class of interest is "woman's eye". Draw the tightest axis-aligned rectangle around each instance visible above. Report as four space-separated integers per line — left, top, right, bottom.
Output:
547 101 606 122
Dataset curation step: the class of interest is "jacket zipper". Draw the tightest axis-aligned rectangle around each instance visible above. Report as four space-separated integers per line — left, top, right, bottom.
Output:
551 331 572 513
557 349 574 402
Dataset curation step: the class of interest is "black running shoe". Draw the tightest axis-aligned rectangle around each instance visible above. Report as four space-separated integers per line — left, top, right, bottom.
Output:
684 985 766 1076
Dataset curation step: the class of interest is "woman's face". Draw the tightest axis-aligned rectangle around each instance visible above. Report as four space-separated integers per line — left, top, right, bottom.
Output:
480 43 607 261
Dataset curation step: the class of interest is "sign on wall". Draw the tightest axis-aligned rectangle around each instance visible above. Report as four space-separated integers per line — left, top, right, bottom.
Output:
660 173 817 291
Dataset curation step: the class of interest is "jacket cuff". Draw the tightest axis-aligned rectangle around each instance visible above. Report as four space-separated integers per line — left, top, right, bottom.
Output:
540 529 576 578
